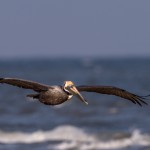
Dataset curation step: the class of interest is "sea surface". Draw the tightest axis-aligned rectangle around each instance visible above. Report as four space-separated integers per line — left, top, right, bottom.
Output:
0 58 150 150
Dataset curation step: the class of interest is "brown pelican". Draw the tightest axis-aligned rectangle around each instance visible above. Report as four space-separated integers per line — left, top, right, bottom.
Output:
0 78 148 106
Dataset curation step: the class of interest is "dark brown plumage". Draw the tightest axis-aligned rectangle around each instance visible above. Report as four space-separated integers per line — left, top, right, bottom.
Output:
0 77 148 106
77 85 148 106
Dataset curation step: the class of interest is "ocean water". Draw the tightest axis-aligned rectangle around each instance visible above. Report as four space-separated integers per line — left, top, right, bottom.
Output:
0 58 150 150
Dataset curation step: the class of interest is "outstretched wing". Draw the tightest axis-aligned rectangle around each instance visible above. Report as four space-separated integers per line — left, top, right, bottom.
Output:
0 78 51 92
77 85 148 106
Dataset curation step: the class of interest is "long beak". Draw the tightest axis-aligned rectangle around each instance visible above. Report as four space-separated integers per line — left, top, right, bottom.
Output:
67 86 88 105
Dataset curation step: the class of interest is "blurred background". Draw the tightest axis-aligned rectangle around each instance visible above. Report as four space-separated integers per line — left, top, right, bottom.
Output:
0 1 150 150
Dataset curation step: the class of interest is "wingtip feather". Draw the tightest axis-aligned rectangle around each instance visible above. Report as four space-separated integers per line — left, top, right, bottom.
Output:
136 96 148 106
0 78 4 82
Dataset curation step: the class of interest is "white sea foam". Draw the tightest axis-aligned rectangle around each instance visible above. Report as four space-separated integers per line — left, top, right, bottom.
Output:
0 125 150 150
0 125 94 144
51 128 150 150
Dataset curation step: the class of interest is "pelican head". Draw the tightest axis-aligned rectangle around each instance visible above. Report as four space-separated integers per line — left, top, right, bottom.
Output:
64 81 88 105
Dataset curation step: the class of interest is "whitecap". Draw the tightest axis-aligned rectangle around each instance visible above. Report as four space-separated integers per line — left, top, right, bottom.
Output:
51 129 150 150
0 126 150 150
0 125 94 144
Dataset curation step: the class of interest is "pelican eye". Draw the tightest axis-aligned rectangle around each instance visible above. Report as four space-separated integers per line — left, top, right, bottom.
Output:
68 85 74 88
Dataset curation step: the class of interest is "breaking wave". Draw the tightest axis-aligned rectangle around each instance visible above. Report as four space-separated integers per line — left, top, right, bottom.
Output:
0 125 150 150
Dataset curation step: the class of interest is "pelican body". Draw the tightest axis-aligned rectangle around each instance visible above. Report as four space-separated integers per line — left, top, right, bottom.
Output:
0 78 149 106
31 86 69 105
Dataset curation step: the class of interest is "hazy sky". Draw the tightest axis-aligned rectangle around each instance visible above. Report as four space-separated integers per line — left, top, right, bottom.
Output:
0 0 150 58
